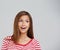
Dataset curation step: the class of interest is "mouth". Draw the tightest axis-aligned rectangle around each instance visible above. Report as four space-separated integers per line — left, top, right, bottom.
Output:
21 27 27 29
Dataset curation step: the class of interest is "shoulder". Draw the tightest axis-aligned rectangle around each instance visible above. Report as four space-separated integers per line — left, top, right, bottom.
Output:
3 36 12 41
33 39 40 43
31 38 40 45
33 39 41 50
2 36 12 46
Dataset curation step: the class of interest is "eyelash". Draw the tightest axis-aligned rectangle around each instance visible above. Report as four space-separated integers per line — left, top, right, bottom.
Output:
19 20 23 22
19 20 29 23
26 21 29 22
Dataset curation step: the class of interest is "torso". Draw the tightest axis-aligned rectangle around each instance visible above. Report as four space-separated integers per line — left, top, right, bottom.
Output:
1 36 41 50
16 37 32 46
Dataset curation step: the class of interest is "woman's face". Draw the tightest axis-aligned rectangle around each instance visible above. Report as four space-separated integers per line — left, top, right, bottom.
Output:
18 15 30 34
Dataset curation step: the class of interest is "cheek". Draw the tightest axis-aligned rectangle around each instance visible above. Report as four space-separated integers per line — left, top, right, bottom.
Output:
18 22 22 27
27 23 30 28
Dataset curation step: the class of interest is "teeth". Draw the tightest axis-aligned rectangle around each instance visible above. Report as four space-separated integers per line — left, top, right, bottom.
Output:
21 27 26 29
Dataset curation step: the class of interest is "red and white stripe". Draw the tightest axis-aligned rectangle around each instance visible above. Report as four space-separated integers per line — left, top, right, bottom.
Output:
1 36 41 50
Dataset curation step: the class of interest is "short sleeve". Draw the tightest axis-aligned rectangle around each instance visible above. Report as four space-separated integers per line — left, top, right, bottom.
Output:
35 40 41 50
1 36 11 50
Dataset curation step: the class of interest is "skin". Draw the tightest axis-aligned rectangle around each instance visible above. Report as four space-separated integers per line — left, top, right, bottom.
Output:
18 15 31 45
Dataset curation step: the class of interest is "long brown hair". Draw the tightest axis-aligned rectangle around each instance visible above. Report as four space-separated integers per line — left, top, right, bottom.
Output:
11 11 34 42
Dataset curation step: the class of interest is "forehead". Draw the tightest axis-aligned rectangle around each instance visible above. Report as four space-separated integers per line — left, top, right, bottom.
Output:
19 15 30 20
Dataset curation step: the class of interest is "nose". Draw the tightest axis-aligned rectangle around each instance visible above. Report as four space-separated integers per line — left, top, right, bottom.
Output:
22 21 26 26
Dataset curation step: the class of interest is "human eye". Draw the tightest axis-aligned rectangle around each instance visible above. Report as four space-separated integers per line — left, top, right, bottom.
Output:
19 19 23 22
26 20 29 23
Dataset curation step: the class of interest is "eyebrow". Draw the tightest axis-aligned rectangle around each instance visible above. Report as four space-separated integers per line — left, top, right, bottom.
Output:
19 18 30 20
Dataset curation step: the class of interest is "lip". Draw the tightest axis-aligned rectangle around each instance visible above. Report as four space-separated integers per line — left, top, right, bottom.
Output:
21 27 27 29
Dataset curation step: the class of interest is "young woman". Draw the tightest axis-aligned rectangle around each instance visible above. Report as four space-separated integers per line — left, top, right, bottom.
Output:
1 11 41 50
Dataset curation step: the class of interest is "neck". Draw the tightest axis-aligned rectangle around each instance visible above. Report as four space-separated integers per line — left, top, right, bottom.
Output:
19 32 28 39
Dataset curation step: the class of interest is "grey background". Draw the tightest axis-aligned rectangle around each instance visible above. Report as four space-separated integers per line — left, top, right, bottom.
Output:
0 0 60 50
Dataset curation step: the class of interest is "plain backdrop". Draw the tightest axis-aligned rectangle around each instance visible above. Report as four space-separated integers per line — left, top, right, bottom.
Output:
0 0 60 50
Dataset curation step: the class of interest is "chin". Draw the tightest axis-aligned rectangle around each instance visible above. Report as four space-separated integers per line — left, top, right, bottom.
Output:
19 28 28 34
20 31 27 34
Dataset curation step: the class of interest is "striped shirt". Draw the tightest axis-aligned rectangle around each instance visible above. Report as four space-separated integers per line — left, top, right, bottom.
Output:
1 36 41 50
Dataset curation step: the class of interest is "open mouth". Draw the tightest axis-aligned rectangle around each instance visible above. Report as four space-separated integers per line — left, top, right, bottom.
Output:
21 27 27 29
